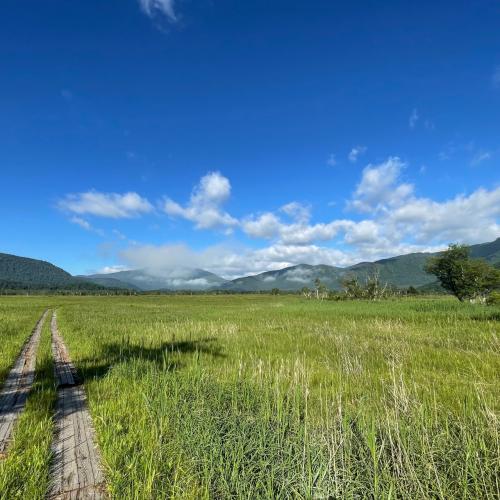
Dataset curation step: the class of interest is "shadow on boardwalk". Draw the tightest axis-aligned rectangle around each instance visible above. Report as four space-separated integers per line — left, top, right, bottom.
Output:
76 337 224 382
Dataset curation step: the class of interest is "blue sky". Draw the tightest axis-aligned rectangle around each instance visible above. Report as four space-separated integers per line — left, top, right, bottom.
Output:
1 0 499 278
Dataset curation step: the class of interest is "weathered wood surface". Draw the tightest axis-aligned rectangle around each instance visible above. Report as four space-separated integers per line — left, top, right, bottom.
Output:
49 312 106 499
0 309 48 455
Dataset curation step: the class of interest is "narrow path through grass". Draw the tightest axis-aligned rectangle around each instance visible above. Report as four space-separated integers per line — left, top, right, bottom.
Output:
0 309 56 499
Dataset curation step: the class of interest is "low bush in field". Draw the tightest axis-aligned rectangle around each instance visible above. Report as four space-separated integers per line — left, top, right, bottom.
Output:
487 291 500 306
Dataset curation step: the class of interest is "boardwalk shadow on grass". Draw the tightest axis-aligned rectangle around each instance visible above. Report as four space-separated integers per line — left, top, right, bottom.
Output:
76 337 224 382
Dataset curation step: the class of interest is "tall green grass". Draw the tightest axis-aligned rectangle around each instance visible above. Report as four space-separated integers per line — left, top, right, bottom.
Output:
50 295 499 498
0 299 47 385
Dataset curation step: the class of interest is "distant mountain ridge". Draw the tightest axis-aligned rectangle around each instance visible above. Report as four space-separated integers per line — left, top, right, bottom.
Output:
0 253 102 290
218 238 500 292
81 268 226 291
1 237 499 292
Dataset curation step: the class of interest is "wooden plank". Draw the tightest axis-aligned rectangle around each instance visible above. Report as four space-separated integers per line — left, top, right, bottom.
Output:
0 309 48 455
49 312 106 499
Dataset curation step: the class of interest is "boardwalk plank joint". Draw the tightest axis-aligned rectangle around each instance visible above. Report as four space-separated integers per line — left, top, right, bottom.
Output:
49 312 106 500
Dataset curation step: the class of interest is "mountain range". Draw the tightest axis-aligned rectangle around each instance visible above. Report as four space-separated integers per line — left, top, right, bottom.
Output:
1 237 499 292
80 268 226 291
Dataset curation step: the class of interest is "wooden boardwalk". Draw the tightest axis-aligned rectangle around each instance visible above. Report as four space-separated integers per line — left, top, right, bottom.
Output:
49 312 106 499
0 309 48 455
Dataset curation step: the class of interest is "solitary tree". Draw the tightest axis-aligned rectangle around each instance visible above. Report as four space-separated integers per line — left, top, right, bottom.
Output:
425 244 500 302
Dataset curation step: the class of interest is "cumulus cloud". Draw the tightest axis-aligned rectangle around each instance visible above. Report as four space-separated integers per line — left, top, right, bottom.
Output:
242 201 351 245
390 187 500 244
409 108 419 129
59 191 153 218
280 202 311 224
163 171 238 230
348 145 367 163
118 178 500 279
343 220 380 245
138 0 177 21
65 158 499 278
242 212 282 239
350 157 413 212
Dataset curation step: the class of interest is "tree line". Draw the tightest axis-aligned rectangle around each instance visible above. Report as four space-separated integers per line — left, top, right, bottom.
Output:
297 244 500 304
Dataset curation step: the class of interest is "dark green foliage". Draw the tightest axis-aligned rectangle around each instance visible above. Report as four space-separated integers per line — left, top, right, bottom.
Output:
0 253 107 292
486 291 500 305
341 276 364 299
425 244 500 301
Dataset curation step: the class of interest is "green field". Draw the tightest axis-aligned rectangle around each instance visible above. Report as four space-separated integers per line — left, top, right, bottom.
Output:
0 295 499 498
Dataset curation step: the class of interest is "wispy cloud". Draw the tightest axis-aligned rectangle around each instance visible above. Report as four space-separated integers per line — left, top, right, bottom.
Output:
470 150 491 166
70 216 92 230
348 145 367 163
326 153 337 166
70 216 104 236
59 191 153 218
138 0 177 21
409 108 419 129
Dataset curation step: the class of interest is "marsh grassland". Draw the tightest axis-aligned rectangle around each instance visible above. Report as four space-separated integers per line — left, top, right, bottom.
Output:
0 295 499 498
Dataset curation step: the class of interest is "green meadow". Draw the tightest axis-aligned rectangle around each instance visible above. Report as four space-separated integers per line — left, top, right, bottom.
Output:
0 295 499 498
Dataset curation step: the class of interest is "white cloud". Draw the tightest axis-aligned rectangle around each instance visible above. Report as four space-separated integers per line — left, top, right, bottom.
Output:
97 265 130 274
409 108 419 129
70 216 92 230
70 216 104 236
66 158 499 279
118 177 500 279
242 201 351 245
470 150 492 166
344 220 379 245
327 153 337 166
163 171 238 230
390 187 500 244
120 242 355 279
242 212 282 239
139 0 177 21
283 267 314 283
350 157 413 212
348 145 367 163
280 202 311 224
60 191 153 218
